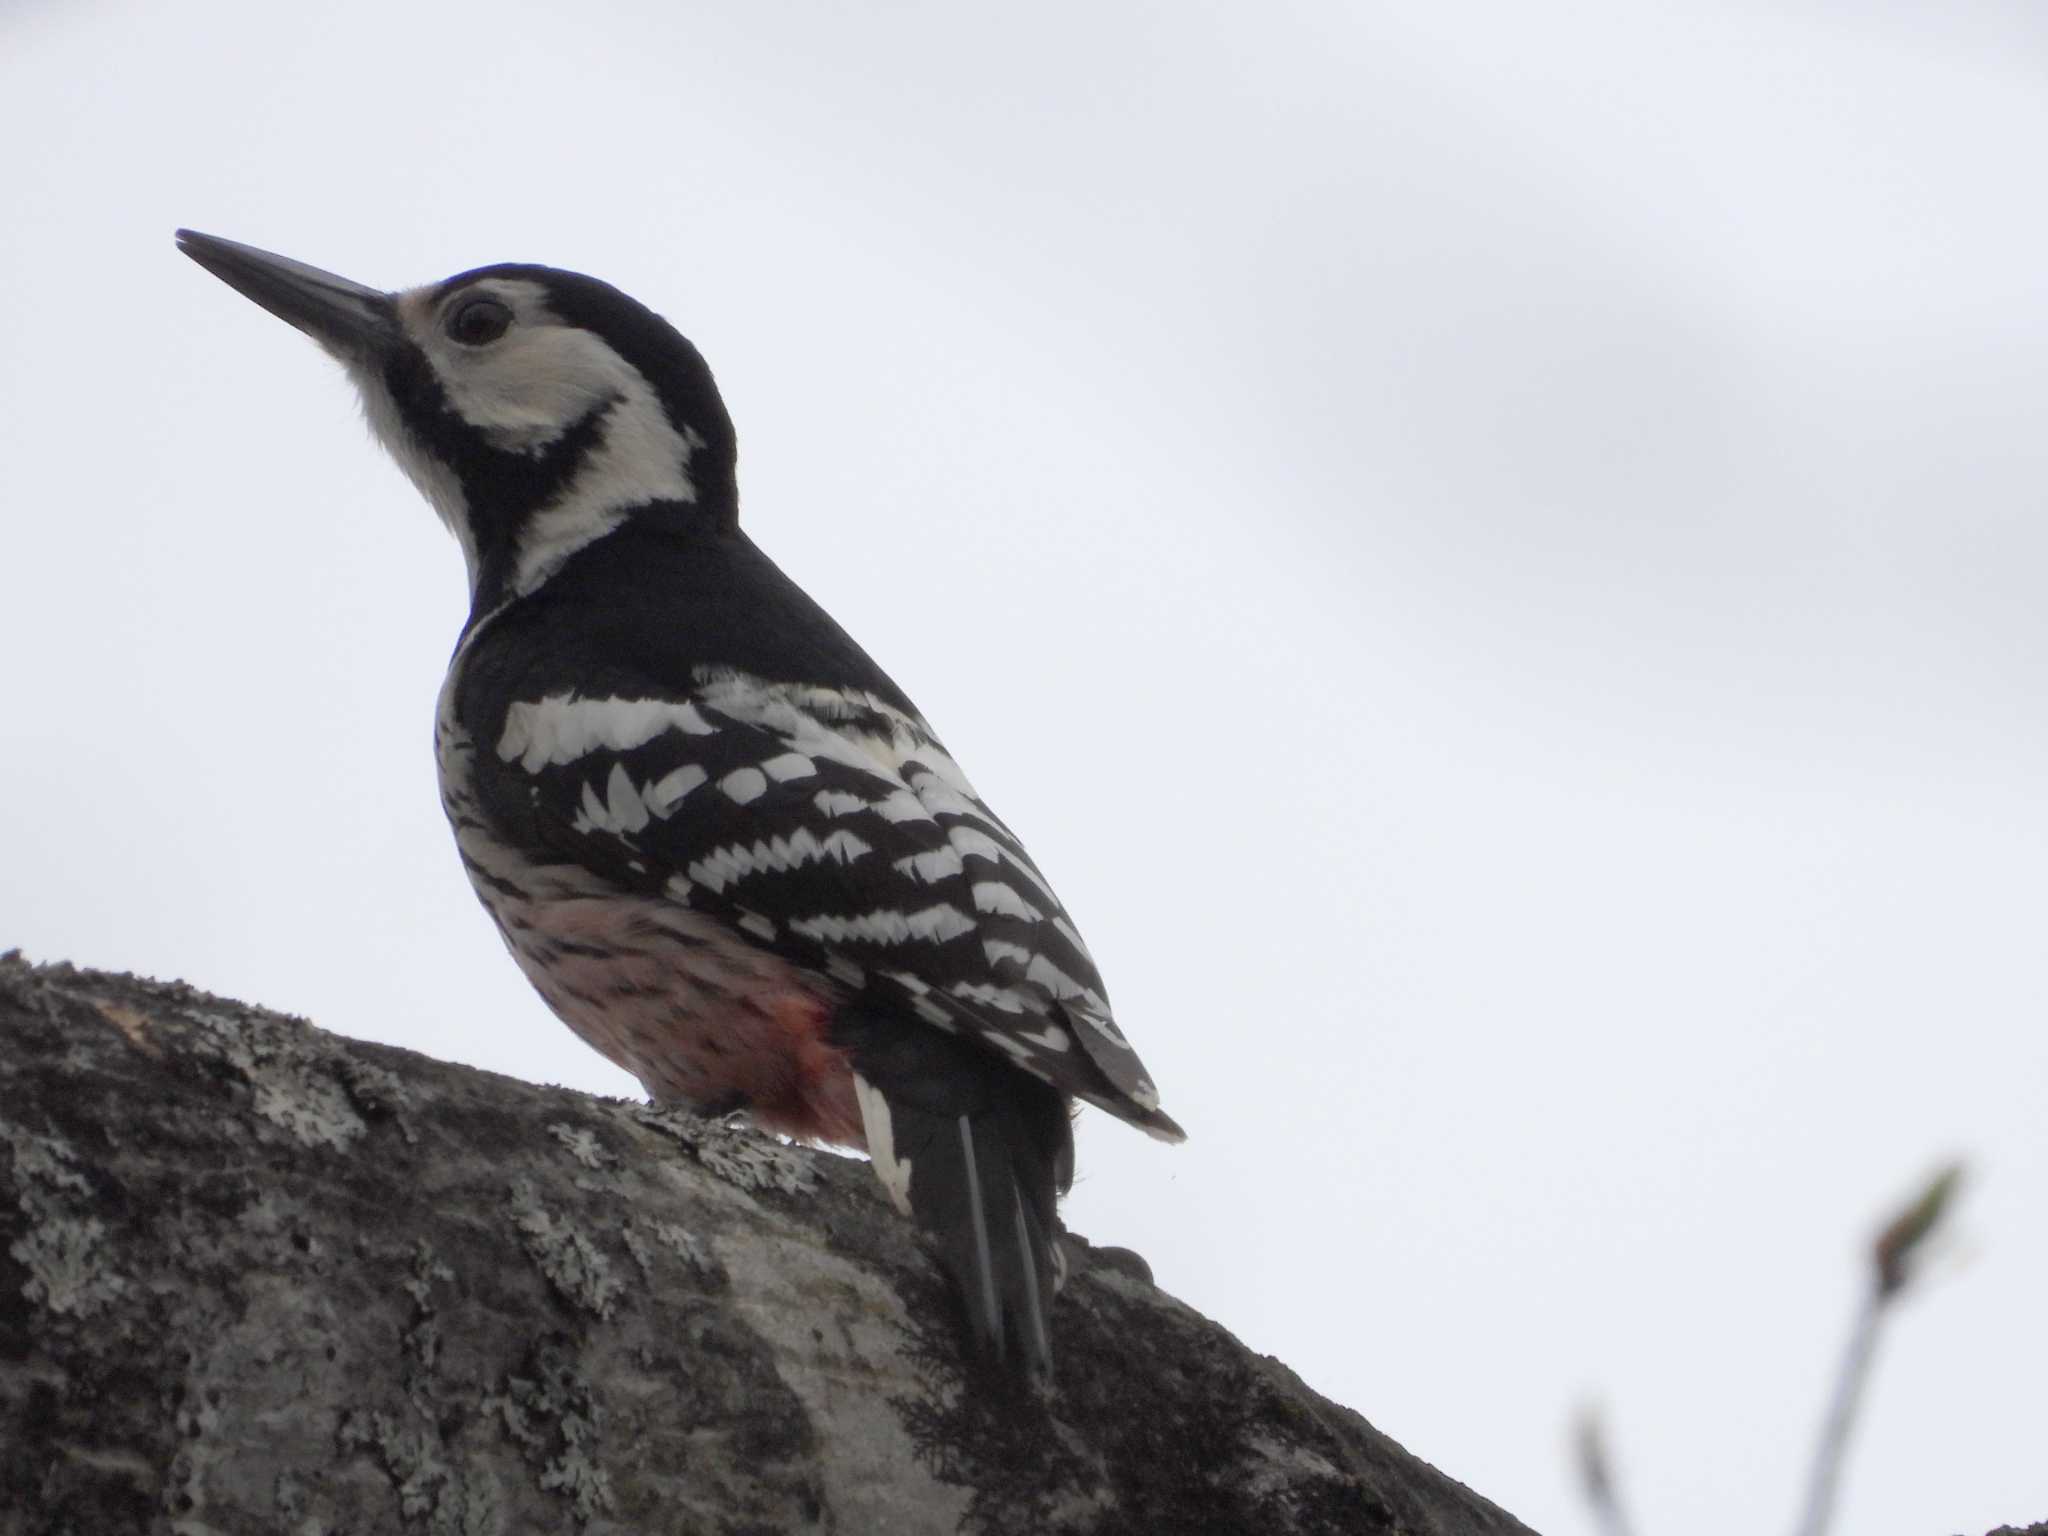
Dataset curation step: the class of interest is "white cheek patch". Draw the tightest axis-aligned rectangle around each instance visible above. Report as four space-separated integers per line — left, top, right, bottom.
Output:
515 396 701 595
378 280 702 599
415 281 618 445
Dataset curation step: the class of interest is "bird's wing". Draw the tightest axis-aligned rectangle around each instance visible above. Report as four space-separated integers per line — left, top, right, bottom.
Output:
469 667 1182 1140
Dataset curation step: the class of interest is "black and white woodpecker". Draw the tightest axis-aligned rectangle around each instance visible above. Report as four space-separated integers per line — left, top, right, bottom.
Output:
175 231 1183 1375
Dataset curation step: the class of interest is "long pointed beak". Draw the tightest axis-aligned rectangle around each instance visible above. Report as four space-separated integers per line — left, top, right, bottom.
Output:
175 229 398 360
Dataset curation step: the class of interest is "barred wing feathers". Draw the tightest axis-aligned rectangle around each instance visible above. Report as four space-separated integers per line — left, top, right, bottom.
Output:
476 669 1183 1142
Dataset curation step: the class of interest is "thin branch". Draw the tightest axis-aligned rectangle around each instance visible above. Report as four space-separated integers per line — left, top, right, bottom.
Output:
1792 1283 1883 1536
1792 1162 1964 1536
1575 1405 1640 1536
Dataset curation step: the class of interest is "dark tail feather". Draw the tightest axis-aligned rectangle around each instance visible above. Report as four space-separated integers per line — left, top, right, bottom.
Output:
915 1104 1063 1373
1008 1155 1054 1367
838 1006 1071 1375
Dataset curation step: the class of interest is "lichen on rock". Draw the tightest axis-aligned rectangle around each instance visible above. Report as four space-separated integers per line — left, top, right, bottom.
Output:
1 953 1545 1536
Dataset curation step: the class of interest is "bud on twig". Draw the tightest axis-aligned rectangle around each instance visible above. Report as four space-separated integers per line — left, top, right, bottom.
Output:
1871 1163 1963 1299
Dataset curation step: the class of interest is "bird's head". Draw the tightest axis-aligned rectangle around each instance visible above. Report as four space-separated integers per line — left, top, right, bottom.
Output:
176 230 736 609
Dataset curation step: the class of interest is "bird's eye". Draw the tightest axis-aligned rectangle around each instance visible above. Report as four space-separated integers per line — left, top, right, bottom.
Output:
446 296 513 346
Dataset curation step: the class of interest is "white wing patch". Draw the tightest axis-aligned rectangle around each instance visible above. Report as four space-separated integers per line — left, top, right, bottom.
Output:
692 673 997 809
569 760 717 836
574 767 653 837
905 769 1008 840
883 971 961 1031
951 981 1031 1014
945 825 1061 909
646 763 708 818
498 693 715 772
1018 1021 1071 1053
603 762 650 834
720 767 768 804
790 903 976 947
687 828 874 895
894 847 965 883
970 880 1041 921
1024 953 1108 1013
874 790 929 824
690 674 915 783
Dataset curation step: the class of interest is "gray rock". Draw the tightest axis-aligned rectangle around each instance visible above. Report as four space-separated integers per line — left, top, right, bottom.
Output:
0 953 1532 1535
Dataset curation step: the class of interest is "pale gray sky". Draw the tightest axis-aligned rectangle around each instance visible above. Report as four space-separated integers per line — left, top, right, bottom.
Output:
4 2 2044 1531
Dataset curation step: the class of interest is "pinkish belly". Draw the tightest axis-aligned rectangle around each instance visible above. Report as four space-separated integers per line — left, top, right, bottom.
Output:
483 876 861 1145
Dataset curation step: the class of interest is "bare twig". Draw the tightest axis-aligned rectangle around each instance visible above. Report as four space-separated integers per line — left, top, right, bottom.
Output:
1575 1405 1640 1536
1792 1162 1965 1536
1578 1161 1965 1536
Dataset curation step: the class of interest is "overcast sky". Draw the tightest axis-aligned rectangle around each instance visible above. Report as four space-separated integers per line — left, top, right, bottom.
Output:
4 2 2045 1531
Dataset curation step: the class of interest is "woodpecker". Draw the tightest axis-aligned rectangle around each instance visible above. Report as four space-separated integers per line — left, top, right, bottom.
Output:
175 230 1182 1375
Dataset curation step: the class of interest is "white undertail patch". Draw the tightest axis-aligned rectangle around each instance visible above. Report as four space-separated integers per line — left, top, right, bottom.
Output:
853 1074 913 1215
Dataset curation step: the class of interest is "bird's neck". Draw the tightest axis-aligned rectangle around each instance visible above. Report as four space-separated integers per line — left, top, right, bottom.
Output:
462 491 736 630
422 369 740 619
